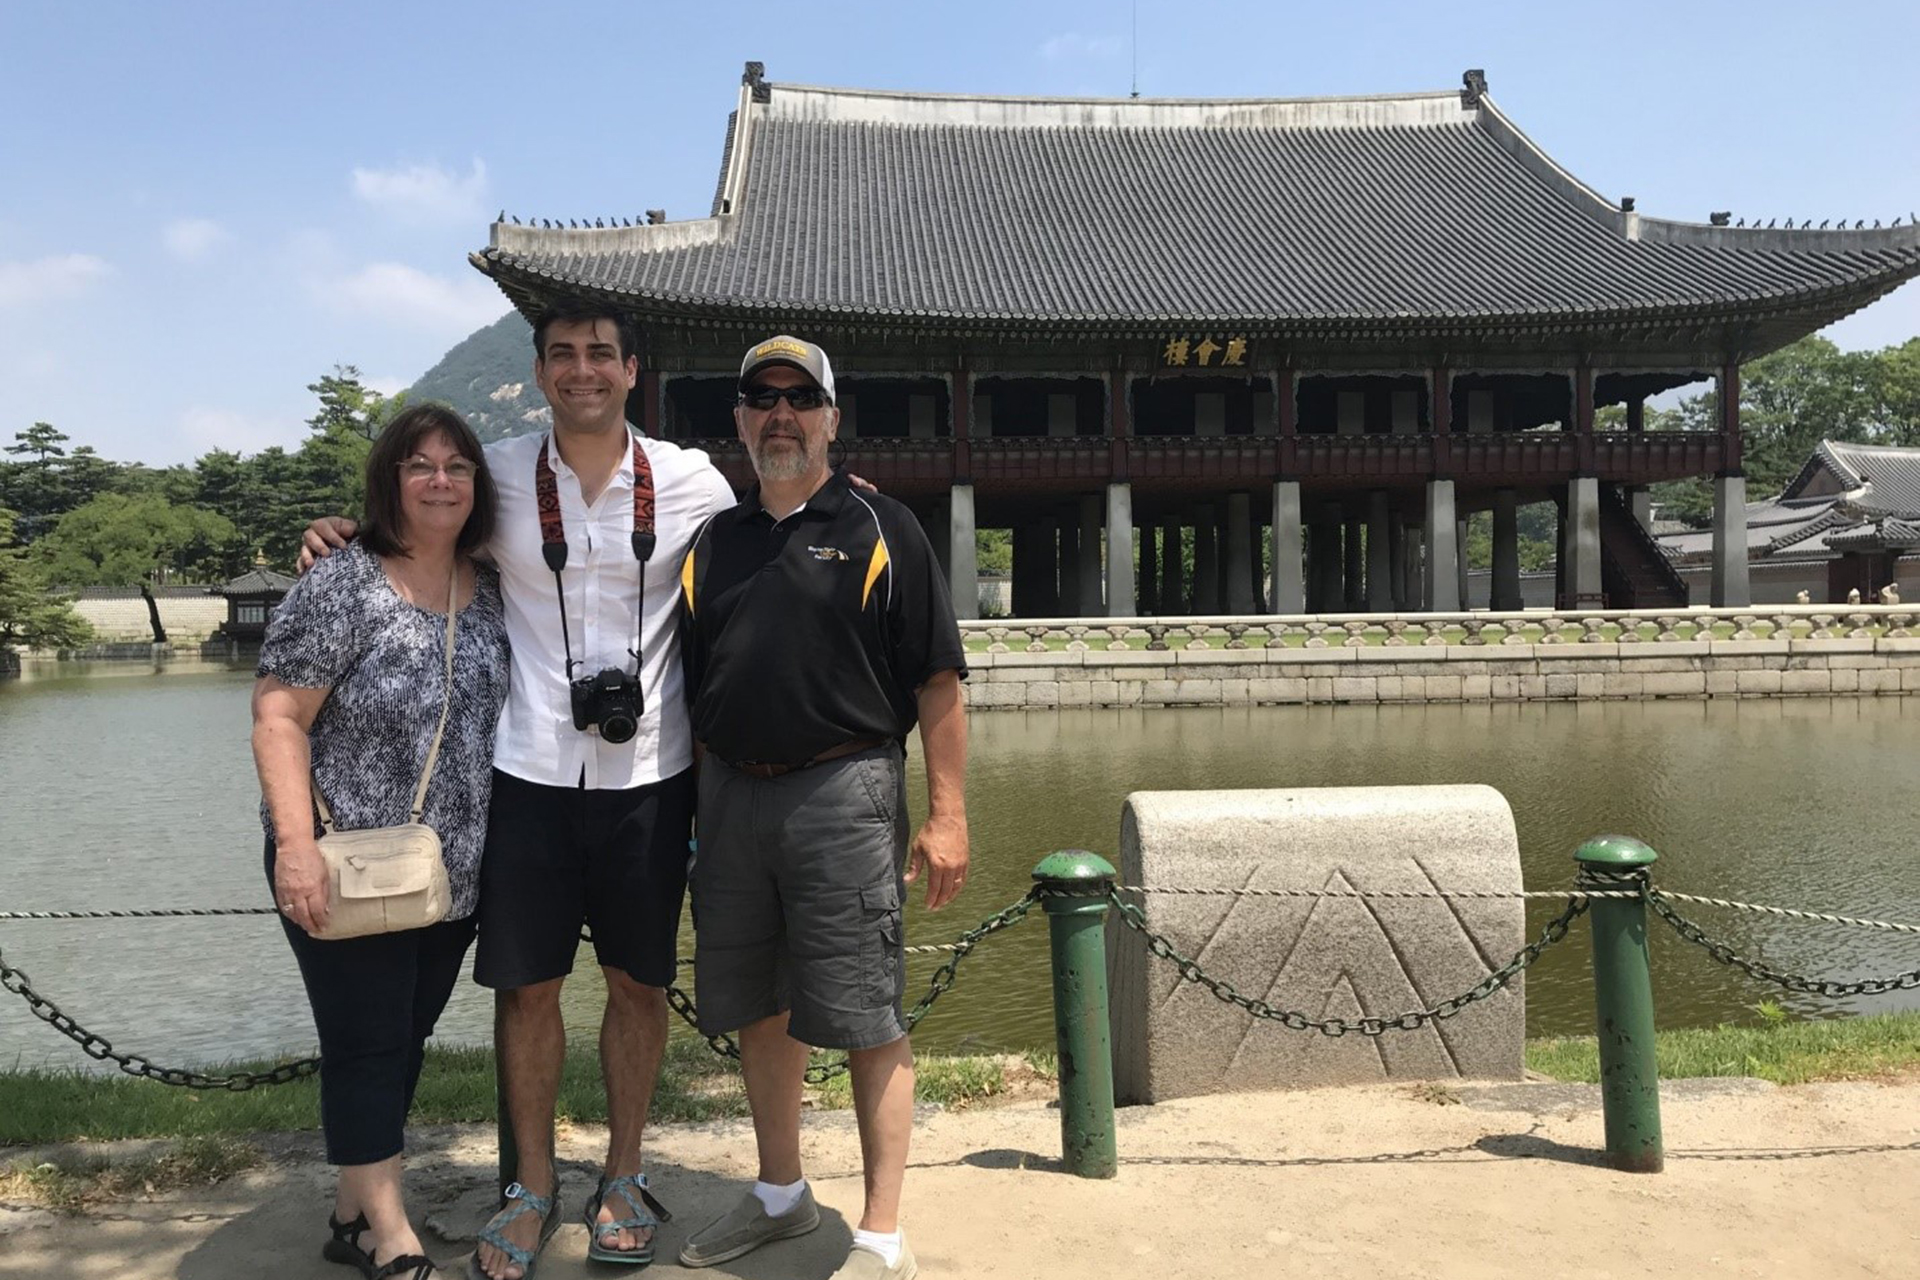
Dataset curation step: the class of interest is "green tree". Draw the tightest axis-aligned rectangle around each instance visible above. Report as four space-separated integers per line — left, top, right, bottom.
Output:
0 507 90 651
33 493 245 586
3 422 71 541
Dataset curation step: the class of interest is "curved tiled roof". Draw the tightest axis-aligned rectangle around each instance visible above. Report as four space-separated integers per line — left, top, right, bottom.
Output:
474 70 1920 341
1783 440 1920 514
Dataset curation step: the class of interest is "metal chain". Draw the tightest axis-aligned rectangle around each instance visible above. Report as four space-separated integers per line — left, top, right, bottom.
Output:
1116 885 1639 902
0 940 321 1090
0 907 280 920
1107 888 1590 1037
665 889 1040 1082
1647 893 1920 997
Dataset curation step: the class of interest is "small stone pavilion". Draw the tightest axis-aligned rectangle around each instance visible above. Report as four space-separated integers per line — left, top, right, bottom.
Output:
472 64 1920 619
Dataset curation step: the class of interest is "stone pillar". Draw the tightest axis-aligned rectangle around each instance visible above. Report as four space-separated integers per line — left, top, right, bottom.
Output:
1712 473 1750 608
1307 504 1342 614
1138 524 1159 615
948 484 978 621
1079 493 1105 614
1366 491 1393 613
1423 479 1460 612
1225 492 1255 614
1270 480 1305 614
1404 525 1424 611
1388 518 1408 612
1490 489 1522 611
1107 483 1136 616
1456 517 1470 609
1058 517 1082 618
1343 518 1366 611
1161 518 1184 615
1191 504 1220 614
1566 477 1602 608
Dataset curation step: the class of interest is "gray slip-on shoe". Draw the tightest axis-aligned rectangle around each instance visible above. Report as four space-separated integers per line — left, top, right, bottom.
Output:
828 1238 918 1280
677 1187 821 1268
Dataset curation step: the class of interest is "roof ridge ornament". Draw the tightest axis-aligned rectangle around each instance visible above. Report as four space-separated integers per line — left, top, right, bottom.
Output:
743 60 771 104
1461 69 1488 108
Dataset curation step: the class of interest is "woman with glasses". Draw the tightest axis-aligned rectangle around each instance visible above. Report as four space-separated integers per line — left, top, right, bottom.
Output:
252 403 509 1279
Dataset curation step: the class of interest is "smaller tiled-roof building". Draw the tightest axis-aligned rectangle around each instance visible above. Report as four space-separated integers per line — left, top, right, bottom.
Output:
1662 441 1920 602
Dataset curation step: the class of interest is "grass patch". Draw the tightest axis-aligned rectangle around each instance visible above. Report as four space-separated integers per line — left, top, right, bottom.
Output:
1526 1010 1920 1086
0 1038 1055 1147
0 1134 259 1212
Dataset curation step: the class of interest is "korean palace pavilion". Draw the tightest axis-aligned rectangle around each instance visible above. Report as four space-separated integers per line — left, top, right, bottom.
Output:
471 64 1920 620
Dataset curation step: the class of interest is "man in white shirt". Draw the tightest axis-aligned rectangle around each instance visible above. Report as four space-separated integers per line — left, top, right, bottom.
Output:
305 301 733 1279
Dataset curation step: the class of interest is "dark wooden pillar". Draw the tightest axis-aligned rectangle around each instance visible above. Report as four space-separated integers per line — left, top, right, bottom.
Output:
1107 365 1129 478
1431 363 1451 474
1626 398 1645 433
951 361 972 482
641 370 660 437
1719 361 1742 473
1573 363 1595 474
1276 367 1297 475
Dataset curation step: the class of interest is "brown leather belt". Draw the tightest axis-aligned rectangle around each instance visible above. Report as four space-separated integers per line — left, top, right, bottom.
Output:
724 736 890 780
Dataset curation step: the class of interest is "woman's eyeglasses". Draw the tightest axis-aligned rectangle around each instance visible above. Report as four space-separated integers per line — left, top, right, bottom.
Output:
738 385 827 411
399 457 479 484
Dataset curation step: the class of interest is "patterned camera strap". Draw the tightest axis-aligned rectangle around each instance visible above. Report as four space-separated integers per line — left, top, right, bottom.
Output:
535 434 657 679
313 565 459 833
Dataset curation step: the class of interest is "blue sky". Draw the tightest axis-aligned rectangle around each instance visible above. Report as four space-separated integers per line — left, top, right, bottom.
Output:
4 0 1915 467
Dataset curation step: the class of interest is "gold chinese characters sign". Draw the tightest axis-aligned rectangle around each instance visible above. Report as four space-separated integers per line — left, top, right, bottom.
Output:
1161 335 1248 368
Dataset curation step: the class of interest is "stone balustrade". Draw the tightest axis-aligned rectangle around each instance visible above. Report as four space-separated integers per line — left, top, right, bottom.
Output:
959 606 1920 707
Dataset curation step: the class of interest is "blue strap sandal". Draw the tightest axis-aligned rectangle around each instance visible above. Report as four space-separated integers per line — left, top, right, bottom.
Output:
584 1173 672 1265
467 1181 561 1279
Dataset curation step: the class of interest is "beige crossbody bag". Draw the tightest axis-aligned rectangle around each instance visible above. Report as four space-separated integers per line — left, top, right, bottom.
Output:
308 568 458 941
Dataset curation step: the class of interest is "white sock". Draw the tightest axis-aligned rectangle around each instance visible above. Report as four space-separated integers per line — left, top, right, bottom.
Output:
752 1177 806 1217
851 1228 902 1267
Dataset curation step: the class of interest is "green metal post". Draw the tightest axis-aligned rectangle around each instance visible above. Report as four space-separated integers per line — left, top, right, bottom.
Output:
1033 850 1119 1179
1575 835 1664 1173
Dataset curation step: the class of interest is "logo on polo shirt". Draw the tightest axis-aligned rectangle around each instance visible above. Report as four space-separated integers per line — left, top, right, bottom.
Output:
807 545 849 561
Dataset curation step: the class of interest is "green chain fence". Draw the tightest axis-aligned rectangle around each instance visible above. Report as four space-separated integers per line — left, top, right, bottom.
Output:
9 842 1920 1181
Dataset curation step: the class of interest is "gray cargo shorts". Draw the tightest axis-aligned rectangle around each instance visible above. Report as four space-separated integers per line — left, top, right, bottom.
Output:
690 744 909 1051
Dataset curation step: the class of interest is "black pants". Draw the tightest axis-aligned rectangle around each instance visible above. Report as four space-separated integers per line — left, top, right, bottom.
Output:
266 840 477 1166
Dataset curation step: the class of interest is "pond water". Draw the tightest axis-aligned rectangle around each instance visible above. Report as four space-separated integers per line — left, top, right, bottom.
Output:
2 660 1917 1074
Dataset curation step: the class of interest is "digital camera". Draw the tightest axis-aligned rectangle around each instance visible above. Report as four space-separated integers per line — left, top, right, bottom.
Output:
570 667 642 743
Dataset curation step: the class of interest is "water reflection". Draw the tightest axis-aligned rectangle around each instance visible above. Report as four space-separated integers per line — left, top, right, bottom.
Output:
3 668 1917 1073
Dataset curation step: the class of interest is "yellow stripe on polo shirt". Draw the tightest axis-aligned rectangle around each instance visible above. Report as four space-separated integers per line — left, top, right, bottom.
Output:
861 538 890 608
681 548 697 614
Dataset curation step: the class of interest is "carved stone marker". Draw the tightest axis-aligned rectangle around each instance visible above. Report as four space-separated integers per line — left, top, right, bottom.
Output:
1109 784 1525 1103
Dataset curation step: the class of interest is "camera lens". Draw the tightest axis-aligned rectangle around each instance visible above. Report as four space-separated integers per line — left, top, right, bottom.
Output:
599 711 639 744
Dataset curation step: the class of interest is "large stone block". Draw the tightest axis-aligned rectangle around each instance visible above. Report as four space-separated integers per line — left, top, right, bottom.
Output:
1110 785 1526 1104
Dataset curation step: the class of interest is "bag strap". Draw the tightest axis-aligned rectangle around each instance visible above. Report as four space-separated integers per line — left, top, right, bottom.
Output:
313 565 460 833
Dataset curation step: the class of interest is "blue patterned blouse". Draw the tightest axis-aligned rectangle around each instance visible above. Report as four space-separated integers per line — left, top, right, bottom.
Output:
257 541 510 920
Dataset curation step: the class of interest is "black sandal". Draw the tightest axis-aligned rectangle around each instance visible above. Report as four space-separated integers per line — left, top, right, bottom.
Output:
325 1212 439 1278
324 1212 376 1272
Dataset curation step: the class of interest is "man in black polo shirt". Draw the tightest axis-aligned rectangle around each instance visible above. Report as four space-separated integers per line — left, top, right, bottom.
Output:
676 336 968 1280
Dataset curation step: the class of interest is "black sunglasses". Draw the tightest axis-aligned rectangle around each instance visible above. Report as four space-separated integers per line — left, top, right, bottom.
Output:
738 384 827 411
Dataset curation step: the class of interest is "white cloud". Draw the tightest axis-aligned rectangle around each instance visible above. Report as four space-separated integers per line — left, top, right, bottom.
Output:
1039 32 1124 62
351 159 489 224
177 405 303 457
162 218 229 262
0 253 111 307
363 374 410 399
327 262 510 336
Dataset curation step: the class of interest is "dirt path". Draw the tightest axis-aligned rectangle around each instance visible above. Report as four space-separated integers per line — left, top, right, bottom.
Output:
5 1076 1918 1278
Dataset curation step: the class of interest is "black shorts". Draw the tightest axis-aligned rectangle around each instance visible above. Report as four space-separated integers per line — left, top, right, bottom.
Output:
474 767 694 990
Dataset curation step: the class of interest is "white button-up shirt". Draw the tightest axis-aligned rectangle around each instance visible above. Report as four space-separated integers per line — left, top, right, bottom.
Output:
485 429 735 790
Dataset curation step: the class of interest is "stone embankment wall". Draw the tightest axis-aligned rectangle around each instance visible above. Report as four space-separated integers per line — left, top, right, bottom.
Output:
68 594 228 643
962 608 1919 708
